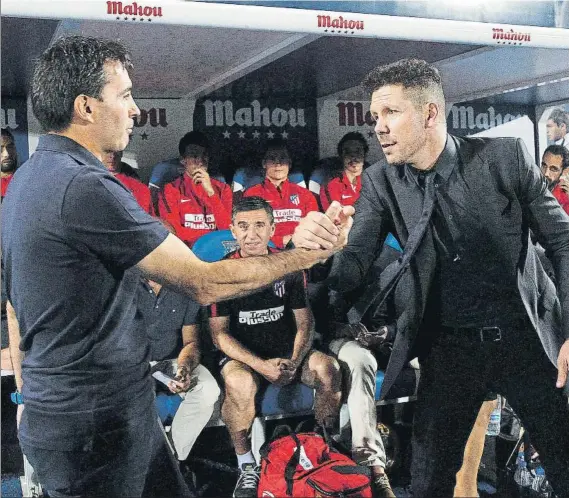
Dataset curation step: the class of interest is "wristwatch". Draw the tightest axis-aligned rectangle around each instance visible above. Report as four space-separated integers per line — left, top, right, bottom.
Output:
10 390 24 405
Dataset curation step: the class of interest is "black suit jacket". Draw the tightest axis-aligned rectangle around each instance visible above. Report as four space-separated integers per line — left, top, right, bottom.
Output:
329 135 569 399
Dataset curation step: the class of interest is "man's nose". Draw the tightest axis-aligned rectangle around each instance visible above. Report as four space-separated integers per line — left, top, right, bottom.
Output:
374 119 387 134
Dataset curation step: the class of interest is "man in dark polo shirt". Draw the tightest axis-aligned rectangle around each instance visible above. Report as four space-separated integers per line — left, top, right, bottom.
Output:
209 197 342 498
138 276 220 462
1 36 351 497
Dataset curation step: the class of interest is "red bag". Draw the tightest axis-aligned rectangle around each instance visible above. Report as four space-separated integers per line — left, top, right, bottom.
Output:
257 426 372 497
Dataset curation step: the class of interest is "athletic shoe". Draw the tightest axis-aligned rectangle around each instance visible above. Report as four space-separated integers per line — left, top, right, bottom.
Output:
233 462 261 498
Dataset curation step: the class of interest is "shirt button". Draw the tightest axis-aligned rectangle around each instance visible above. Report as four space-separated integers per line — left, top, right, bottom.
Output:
434 183 439 188
448 215 453 219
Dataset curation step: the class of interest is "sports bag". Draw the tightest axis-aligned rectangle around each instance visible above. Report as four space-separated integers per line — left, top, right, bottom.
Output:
257 425 372 497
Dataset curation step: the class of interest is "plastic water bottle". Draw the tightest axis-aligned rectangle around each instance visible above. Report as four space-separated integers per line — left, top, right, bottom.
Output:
486 396 501 436
531 466 546 493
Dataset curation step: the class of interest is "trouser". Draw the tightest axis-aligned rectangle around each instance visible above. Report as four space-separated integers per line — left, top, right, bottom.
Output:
171 364 221 460
328 338 387 468
22 408 192 498
410 319 569 497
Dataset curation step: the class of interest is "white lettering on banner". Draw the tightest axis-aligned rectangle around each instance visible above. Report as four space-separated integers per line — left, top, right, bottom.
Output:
203 100 306 128
450 105 523 131
184 213 216 230
133 108 168 128
1 108 19 129
239 306 285 325
273 208 302 223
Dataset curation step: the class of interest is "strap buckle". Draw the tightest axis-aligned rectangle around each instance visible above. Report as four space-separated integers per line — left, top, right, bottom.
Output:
480 326 502 342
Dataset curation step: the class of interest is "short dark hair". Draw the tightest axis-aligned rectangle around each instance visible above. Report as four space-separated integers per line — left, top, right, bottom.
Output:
263 138 290 163
31 35 133 132
178 131 210 157
548 109 569 129
543 145 569 171
1 128 15 143
232 196 274 224
361 58 444 107
337 132 368 157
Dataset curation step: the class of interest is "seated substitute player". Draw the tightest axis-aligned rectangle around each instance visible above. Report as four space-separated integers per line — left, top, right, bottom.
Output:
320 132 368 211
208 196 342 498
243 140 318 248
157 131 232 247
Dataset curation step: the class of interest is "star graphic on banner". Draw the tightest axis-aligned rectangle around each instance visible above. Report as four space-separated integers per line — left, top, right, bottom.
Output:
367 131 374 138
237 130 246 139
267 130 275 139
223 130 231 139
281 130 289 139
141 132 149 140
252 130 260 139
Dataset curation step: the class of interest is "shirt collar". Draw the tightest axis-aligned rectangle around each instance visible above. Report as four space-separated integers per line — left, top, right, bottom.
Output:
405 134 458 183
36 134 106 171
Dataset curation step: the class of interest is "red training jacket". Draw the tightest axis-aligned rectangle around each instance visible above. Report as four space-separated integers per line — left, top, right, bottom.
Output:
319 172 362 211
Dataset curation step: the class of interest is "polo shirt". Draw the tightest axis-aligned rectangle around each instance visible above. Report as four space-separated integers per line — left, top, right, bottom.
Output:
137 280 200 361
244 179 318 248
157 173 232 247
319 172 362 211
115 172 152 214
1 134 168 451
209 249 308 359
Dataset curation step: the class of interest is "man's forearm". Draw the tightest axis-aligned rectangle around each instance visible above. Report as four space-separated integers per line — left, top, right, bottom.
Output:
7 301 23 391
216 333 264 373
177 342 200 372
290 327 313 366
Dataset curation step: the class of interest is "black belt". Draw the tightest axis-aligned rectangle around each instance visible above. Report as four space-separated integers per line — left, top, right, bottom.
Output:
440 325 503 342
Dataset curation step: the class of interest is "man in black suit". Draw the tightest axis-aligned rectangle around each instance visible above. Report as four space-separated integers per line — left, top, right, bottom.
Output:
293 58 569 497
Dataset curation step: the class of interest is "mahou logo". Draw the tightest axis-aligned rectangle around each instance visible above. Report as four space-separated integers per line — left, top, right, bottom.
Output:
107 1 163 18
317 14 364 33
492 27 531 45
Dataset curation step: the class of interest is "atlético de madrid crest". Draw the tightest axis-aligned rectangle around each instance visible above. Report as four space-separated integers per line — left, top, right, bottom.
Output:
273 280 286 298
289 194 300 205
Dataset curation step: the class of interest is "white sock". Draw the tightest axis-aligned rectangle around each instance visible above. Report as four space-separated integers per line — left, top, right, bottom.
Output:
236 450 255 469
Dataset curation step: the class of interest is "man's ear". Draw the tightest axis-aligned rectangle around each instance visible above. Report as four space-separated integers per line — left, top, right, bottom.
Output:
229 224 237 240
270 223 276 237
425 102 439 128
74 95 95 123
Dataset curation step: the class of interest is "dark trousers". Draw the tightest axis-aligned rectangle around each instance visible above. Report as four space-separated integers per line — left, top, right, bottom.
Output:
410 320 569 497
22 411 192 498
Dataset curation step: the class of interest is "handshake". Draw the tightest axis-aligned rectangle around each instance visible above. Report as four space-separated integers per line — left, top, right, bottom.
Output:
291 201 355 254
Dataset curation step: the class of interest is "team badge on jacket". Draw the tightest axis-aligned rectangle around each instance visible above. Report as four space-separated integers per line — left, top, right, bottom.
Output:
273 280 286 298
289 194 300 206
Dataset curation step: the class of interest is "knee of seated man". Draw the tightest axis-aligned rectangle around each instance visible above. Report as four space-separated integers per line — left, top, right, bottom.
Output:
311 353 342 385
345 344 378 375
192 368 221 406
223 366 259 401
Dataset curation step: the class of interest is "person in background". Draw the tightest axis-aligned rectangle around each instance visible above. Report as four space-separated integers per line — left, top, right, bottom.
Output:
541 144 569 214
320 132 368 211
209 197 342 498
103 150 152 213
244 140 318 248
157 131 232 247
546 108 569 150
1 129 18 201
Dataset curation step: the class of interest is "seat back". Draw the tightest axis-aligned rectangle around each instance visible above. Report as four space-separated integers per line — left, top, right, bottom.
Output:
191 230 239 262
232 166 263 193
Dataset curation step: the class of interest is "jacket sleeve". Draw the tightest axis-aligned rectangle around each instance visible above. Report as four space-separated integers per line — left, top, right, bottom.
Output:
327 168 390 293
516 138 569 339
304 188 319 214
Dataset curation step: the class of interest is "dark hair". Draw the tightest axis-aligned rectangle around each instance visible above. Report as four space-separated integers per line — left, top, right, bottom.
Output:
31 36 133 132
263 138 290 163
544 145 569 171
361 58 444 106
337 132 368 157
548 109 569 129
232 196 274 224
178 131 210 157
1 128 15 142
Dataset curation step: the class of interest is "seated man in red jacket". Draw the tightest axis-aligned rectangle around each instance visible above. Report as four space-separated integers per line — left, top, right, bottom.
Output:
244 140 317 248
540 145 569 214
157 131 232 247
1 129 18 201
103 151 152 214
320 132 368 211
